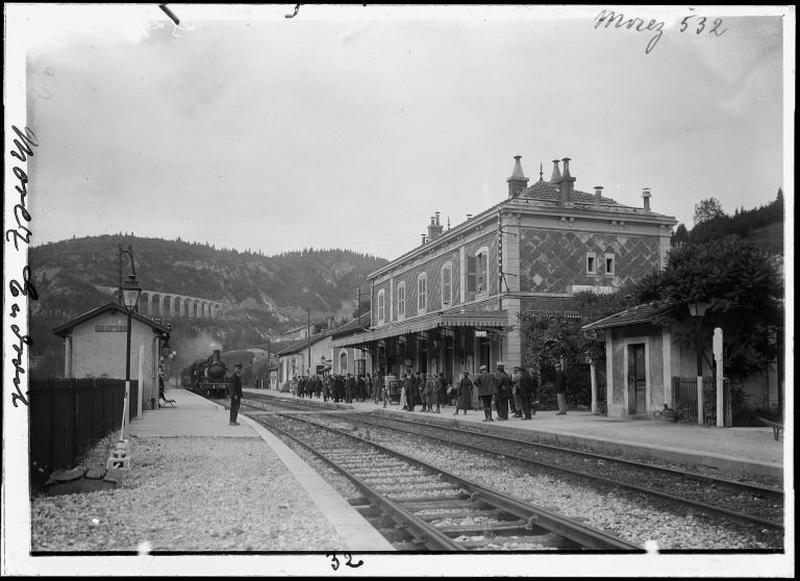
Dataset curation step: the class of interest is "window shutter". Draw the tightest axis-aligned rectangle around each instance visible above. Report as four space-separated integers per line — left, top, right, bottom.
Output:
466 256 477 292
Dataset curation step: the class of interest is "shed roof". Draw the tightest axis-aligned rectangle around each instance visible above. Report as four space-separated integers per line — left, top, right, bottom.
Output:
53 301 171 338
581 302 674 331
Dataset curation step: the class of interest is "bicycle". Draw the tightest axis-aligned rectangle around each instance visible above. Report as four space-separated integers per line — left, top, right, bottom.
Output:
653 403 679 422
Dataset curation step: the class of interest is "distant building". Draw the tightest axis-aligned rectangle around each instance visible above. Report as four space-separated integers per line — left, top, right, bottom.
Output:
53 301 170 410
333 155 677 386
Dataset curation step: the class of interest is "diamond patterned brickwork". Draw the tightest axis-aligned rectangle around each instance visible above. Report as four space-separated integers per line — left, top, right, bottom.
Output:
519 229 662 293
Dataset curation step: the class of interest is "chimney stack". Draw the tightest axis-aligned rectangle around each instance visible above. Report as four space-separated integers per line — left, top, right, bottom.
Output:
594 186 603 208
559 157 576 206
466 213 473 220
427 212 444 241
421 233 427 245
506 155 529 198
642 187 651 211
550 159 562 184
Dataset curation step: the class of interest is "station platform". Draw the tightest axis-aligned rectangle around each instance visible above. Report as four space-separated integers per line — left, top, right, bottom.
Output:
127 386 394 551
243 388 787 484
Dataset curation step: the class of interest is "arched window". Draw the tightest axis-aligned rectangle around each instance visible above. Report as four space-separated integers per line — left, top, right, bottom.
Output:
441 262 453 307
417 273 427 315
397 281 406 320
377 289 386 325
339 351 348 374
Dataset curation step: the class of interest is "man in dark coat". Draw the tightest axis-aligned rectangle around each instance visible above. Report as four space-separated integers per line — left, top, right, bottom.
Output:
517 366 537 420
474 364 496 422
228 364 243 426
344 373 355 403
494 362 511 421
373 372 384 405
405 371 418 411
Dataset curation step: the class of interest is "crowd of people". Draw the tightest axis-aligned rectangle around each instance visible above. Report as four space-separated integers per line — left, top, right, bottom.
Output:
293 372 384 404
288 361 551 422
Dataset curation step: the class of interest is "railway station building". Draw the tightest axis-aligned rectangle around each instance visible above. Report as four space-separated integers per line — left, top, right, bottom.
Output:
332 155 677 400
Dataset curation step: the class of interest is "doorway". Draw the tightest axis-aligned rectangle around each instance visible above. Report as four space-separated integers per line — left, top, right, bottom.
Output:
627 343 647 414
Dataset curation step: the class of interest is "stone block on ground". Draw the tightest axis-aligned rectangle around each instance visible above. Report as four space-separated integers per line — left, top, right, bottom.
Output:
85 467 108 480
45 466 87 486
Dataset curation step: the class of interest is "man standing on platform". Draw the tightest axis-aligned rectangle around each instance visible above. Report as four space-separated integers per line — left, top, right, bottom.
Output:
229 363 243 426
494 362 511 421
474 364 496 422
555 359 568 415
518 366 537 420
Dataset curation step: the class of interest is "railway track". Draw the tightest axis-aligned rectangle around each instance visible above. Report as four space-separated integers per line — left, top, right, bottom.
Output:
240 393 783 548
248 410 641 551
337 412 785 531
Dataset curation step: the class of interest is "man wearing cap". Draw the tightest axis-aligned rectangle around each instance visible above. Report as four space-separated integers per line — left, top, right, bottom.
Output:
474 364 497 422
229 363 243 426
494 362 511 421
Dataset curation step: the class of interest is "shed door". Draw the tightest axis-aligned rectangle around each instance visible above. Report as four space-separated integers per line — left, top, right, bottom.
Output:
628 343 647 414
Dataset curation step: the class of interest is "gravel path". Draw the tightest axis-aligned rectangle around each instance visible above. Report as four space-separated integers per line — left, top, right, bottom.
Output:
31 435 345 552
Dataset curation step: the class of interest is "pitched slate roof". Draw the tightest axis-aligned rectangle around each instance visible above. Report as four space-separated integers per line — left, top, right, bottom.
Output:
581 302 674 331
520 178 620 206
53 301 171 337
329 312 371 339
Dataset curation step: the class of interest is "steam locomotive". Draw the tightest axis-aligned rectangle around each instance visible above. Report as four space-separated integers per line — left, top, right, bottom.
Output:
184 349 230 398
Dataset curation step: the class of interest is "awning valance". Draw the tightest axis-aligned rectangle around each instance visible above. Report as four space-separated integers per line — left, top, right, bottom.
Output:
331 310 508 348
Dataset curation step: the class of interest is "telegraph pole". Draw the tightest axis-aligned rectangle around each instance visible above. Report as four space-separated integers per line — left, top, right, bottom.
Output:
307 305 311 376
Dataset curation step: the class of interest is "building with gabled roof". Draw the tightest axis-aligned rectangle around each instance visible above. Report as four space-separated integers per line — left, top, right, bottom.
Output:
333 154 677 386
53 301 170 410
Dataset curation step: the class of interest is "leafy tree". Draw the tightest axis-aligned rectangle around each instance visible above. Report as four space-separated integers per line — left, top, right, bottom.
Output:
671 223 689 247
632 239 783 379
693 197 724 225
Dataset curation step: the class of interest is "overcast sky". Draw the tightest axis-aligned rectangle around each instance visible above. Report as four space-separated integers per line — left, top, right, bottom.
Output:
17 5 788 260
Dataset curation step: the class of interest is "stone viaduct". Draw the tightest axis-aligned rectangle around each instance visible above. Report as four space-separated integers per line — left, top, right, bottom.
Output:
95 286 225 319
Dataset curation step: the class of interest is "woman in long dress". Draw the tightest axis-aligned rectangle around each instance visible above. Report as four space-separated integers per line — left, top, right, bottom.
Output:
454 370 473 415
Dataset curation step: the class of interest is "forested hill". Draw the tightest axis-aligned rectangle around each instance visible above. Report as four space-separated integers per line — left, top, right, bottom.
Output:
28 235 387 378
673 190 784 254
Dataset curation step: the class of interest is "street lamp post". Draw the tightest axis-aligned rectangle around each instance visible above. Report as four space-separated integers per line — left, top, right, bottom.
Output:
121 273 142 440
688 301 711 426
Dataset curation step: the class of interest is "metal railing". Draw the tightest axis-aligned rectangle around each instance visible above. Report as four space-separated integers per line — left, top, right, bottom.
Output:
671 377 731 426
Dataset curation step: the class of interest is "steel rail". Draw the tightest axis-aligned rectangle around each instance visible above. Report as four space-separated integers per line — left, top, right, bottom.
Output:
344 413 785 532
365 411 783 497
254 416 465 550
268 412 642 551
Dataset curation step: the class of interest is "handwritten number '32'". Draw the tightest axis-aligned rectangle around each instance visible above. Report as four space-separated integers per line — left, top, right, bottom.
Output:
326 553 364 571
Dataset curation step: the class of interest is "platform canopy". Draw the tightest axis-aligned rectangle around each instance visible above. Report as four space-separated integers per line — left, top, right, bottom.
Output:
331 310 508 348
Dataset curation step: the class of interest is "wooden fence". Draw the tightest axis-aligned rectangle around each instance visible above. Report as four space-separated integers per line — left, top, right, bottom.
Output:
29 378 139 487
671 376 732 426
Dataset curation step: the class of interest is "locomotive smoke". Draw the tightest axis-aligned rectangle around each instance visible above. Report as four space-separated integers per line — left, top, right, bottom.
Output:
174 332 222 370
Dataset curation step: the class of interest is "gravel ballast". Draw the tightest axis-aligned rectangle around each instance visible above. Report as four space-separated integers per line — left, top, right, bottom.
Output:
31 435 345 552
289 415 781 550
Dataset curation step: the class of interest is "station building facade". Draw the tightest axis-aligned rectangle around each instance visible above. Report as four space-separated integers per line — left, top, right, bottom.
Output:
333 155 676 391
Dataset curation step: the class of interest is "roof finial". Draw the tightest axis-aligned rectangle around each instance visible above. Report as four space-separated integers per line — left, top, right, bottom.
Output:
539 161 543 181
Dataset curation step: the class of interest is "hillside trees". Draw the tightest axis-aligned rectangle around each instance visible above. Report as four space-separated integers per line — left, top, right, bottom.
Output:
693 197 724 224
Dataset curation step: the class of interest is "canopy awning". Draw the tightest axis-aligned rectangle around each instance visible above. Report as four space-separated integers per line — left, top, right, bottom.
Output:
331 310 508 348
